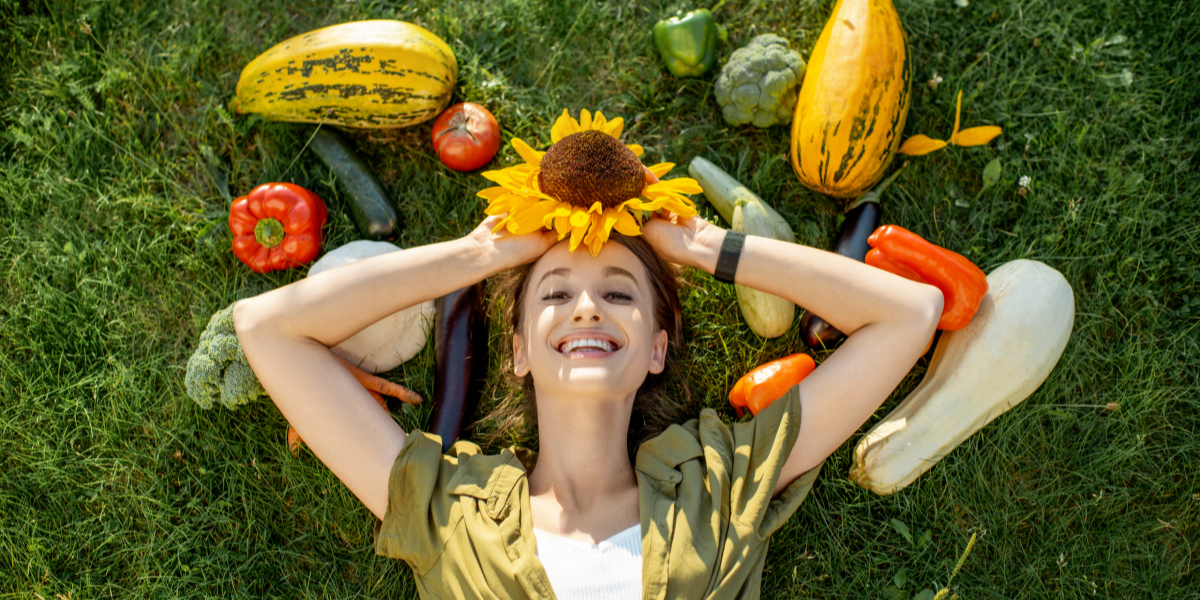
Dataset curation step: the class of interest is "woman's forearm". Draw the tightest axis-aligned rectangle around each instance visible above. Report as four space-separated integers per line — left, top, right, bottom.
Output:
684 228 940 335
235 236 506 348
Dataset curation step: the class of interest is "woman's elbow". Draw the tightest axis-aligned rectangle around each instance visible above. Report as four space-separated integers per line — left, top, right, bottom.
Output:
915 285 944 333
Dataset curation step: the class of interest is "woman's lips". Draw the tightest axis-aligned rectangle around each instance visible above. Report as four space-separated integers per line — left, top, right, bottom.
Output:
556 334 621 358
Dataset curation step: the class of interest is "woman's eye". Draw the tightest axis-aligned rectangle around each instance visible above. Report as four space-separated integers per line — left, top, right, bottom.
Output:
542 291 569 301
605 291 634 302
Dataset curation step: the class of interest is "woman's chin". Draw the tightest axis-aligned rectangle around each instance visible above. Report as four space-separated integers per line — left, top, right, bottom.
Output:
535 366 645 401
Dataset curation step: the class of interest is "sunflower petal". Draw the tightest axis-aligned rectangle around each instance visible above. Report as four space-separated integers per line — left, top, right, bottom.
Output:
570 209 591 228
953 126 1003 147
605 118 625 139
592 112 607 131
476 186 509 200
588 201 604 214
613 208 642 236
507 202 558 234
568 219 588 252
625 143 643 157
553 214 573 238
898 135 949 156
647 177 702 195
551 109 579 143
512 138 543 166
579 109 592 130
647 163 674 178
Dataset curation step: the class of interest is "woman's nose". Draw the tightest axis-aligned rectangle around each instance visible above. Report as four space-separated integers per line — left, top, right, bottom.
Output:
572 292 603 323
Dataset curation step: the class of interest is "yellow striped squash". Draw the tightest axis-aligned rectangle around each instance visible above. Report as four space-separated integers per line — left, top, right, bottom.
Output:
789 0 911 198
233 20 457 129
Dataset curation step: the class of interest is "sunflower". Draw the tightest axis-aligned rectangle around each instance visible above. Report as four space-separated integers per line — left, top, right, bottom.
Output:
477 109 702 257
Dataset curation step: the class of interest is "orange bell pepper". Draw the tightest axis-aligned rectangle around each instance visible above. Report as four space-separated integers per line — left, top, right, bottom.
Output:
729 353 816 417
865 225 989 331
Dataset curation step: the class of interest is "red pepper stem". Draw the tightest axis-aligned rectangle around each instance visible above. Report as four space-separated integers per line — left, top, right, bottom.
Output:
253 218 285 248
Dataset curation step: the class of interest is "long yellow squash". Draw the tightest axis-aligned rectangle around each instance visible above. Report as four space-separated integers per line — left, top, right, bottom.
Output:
233 20 457 128
789 0 911 198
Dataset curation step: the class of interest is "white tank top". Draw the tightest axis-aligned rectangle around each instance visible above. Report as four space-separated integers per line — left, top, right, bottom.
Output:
533 525 643 600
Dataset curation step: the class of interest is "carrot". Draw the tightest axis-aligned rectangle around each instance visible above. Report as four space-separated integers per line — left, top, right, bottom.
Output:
335 356 423 404
288 426 302 457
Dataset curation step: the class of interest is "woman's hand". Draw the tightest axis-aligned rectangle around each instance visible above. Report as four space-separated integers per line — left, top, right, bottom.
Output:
463 215 558 271
641 212 726 273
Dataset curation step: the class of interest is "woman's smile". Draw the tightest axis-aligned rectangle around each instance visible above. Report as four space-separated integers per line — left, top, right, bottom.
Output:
555 330 623 358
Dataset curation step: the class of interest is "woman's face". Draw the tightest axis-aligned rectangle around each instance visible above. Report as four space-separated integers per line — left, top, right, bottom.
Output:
513 239 668 403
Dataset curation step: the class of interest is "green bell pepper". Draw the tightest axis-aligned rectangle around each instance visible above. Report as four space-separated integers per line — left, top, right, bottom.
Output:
653 9 719 78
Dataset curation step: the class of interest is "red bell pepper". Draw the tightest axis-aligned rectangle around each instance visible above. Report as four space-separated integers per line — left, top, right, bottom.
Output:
729 353 816 417
229 183 328 273
865 225 989 330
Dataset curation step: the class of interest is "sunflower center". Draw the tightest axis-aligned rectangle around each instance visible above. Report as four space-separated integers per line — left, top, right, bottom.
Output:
538 130 646 210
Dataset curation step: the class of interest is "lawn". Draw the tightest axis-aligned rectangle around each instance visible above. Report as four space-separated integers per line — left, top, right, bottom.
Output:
1 0 1197 597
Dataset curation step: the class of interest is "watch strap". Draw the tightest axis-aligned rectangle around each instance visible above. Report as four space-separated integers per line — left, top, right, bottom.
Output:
713 230 745 284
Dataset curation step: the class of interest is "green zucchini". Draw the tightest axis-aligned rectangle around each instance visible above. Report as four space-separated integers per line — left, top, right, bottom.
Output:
688 157 793 241
309 127 398 240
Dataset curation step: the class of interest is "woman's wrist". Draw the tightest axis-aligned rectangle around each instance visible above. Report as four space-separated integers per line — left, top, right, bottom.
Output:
691 223 726 275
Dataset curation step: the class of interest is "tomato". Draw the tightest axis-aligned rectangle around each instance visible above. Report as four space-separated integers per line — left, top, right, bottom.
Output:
431 103 501 172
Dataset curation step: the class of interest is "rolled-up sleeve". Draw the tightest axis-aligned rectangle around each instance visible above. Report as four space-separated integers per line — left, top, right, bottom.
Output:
700 385 821 539
373 431 462 573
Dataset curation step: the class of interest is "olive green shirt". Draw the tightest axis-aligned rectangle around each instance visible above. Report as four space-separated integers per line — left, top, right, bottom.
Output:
373 386 820 600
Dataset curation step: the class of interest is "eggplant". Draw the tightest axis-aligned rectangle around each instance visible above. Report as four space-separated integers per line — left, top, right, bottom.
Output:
430 282 489 452
801 163 907 350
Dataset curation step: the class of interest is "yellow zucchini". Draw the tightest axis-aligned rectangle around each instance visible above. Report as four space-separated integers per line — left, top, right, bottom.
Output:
850 260 1075 494
789 0 911 198
233 20 457 128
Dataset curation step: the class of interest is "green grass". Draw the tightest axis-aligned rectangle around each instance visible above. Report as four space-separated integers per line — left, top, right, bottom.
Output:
2 0 1197 597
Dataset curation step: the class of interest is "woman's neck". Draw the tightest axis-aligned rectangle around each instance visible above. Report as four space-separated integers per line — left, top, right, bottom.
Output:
527 389 641 541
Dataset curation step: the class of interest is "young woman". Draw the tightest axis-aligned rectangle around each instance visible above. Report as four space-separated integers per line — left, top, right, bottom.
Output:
233 110 942 599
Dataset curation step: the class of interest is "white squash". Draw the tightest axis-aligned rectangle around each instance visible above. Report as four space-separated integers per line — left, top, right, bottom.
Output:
850 259 1075 495
308 241 435 373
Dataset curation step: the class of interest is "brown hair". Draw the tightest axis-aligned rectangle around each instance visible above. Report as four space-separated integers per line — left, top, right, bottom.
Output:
479 234 693 459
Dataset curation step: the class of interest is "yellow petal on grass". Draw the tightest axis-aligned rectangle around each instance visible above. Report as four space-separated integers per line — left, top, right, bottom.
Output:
948 90 964 144
626 144 644 157
579 109 592 130
898 134 949 156
953 126 1003 147
551 109 580 143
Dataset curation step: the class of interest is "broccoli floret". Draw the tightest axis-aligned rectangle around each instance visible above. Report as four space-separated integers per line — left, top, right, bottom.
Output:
714 34 807 128
185 303 266 410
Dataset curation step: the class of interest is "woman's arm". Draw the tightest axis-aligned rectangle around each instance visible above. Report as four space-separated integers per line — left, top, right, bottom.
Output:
234 220 556 520
642 216 942 495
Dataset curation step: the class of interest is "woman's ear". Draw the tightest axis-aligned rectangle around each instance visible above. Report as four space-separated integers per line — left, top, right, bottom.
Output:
513 334 530 376
648 329 668 374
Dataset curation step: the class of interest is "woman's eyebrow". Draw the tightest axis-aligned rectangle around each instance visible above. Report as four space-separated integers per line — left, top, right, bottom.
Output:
604 266 639 285
538 267 570 286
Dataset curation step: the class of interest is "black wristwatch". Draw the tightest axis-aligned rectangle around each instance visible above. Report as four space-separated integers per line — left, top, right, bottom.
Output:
713 230 745 284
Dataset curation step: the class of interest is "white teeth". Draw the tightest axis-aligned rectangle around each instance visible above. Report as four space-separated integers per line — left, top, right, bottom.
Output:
561 338 615 353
